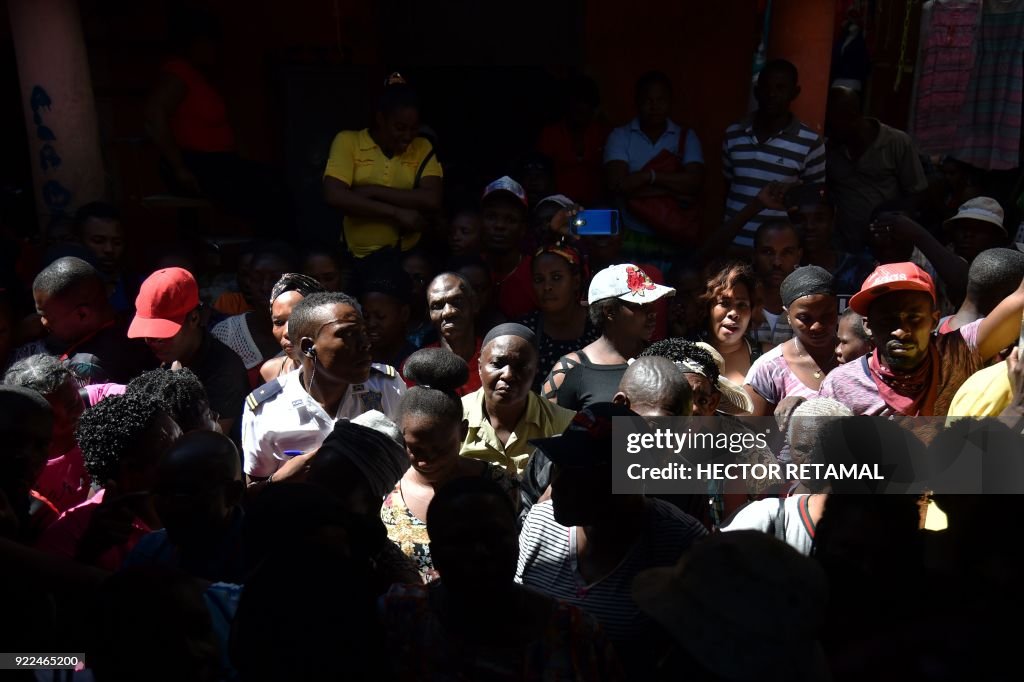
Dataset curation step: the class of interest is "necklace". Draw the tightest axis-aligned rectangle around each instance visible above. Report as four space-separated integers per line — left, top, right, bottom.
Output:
793 337 827 380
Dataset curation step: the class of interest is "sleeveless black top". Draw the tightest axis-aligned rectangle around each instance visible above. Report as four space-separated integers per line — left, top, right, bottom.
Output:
542 349 629 412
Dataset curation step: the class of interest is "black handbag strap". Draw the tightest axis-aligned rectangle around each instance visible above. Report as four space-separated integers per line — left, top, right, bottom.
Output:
396 147 436 252
413 148 436 189
773 497 787 542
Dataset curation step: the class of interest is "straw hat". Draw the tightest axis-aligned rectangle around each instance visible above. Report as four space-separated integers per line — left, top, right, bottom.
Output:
694 342 754 415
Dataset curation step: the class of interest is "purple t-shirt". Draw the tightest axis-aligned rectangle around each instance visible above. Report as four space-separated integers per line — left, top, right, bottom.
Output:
819 320 982 417
744 343 822 407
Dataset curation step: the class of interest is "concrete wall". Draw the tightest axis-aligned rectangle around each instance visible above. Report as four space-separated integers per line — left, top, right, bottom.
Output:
8 0 105 236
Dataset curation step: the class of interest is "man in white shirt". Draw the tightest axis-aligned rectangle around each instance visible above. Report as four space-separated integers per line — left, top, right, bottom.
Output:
242 291 405 481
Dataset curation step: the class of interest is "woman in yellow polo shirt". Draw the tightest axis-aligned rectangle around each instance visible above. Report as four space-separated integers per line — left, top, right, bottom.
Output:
323 74 443 258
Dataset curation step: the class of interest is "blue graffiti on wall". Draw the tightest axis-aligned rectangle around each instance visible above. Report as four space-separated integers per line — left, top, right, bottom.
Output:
30 84 72 228
30 85 51 119
40 144 61 171
42 180 72 208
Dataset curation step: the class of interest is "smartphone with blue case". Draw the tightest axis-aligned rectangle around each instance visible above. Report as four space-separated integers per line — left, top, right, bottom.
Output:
570 209 620 236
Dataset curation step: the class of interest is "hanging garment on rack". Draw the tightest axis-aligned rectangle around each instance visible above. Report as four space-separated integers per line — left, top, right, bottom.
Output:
953 0 1024 170
910 1 982 155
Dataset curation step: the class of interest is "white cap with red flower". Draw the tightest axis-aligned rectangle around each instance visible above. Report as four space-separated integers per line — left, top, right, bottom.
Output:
587 263 676 305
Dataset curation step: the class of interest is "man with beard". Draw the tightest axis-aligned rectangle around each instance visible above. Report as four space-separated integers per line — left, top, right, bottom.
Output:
820 262 1024 417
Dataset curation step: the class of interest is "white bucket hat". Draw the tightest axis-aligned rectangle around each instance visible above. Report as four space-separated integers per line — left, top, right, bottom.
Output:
943 196 1006 236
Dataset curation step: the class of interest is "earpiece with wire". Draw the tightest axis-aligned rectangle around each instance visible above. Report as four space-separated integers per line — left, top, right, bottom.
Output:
304 346 318 391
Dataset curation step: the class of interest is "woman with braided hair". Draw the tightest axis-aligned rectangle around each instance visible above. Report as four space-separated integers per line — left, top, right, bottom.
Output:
259 273 325 383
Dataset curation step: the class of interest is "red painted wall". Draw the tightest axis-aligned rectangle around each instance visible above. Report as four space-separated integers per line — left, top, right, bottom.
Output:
584 0 761 230
770 0 836 136
584 0 835 231
1 0 839 241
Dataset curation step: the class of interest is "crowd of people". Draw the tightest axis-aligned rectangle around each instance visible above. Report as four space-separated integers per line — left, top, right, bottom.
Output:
2 30 1024 681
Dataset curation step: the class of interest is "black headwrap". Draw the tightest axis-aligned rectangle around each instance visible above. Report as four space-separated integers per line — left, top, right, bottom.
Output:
482 323 536 348
315 412 408 500
780 266 835 308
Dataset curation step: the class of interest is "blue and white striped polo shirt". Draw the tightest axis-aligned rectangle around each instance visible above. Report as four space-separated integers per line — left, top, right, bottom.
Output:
722 116 826 248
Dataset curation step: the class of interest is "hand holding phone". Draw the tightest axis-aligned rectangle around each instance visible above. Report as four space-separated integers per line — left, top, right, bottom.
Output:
570 209 620 236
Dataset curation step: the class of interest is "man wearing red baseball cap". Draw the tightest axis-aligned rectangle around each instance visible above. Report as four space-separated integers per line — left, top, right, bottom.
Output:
819 262 1024 417
129 268 248 434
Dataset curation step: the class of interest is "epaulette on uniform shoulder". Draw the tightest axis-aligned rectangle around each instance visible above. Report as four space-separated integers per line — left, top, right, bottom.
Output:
246 378 283 412
370 362 397 379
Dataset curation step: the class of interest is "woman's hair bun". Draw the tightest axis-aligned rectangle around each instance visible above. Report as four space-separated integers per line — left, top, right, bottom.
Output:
402 348 468 393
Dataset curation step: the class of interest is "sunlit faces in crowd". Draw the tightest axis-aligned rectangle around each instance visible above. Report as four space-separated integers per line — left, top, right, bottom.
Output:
532 251 583 315
786 294 838 354
479 334 537 407
835 309 872 364
427 274 476 342
864 291 938 372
